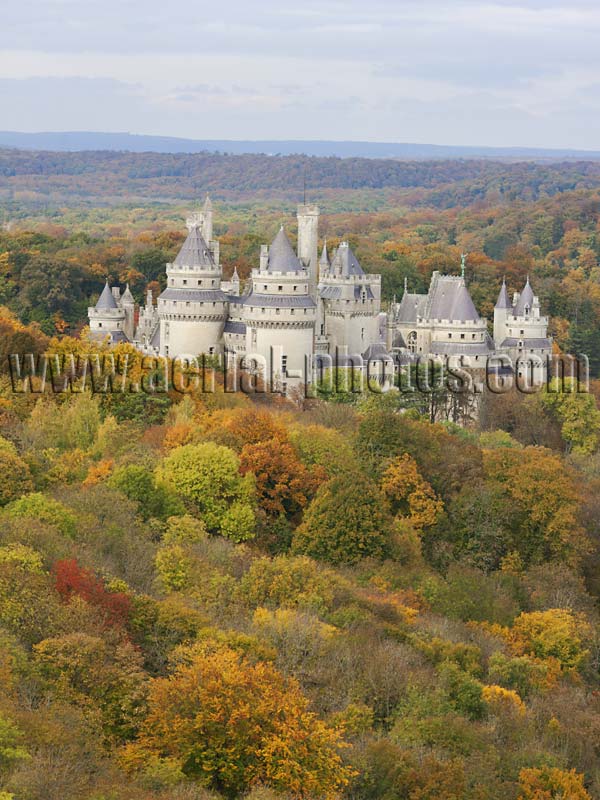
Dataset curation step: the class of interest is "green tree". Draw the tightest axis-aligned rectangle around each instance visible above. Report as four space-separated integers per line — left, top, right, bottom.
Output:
292 475 394 565
157 442 256 541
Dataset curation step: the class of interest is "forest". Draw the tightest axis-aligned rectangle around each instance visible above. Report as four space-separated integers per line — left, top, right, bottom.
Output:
1 153 600 799
0 317 599 798
4 157 600 370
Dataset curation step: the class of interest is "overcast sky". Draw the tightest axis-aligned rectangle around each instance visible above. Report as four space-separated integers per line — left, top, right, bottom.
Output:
1 0 600 147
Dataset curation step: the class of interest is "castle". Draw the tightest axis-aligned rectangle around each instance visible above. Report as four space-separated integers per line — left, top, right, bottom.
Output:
89 198 552 385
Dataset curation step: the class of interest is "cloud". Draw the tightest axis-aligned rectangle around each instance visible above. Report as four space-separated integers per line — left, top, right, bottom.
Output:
1 0 600 146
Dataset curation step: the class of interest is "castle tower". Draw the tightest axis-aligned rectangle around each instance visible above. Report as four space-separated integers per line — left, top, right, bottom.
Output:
241 227 316 389
156 211 227 359
493 278 512 345
88 281 127 342
201 194 213 243
121 283 136 341
296 204 319 296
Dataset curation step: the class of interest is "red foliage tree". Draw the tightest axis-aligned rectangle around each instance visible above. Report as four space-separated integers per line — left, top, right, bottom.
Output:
52 559 131 628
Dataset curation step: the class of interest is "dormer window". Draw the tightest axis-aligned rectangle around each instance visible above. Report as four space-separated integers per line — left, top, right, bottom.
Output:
524 305 530 316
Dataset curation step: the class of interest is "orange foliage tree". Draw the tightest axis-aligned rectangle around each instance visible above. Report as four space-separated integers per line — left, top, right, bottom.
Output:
121 645 352 798
239 437 326 517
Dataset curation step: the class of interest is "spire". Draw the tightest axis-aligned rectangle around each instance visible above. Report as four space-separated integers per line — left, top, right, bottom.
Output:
122 283 135 304
95 281 118 310
495 277 512 309
266 227 303 273
330 241 364 277
514 276 534 315
174 223 215 269
319 239 330 268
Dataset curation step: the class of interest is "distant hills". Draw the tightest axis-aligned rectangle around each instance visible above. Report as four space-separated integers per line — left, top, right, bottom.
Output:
2 131 600 161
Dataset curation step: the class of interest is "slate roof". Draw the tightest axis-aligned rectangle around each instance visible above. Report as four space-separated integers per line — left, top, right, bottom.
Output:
319 241 330 268
224 320 247 334
121 284 135 304
173 226 215 269
354 285 375 300
426 275 480 322
429 338 495 356
150 326 161 349
319 285 342 300
159 288 227 302
513 278 535 315
330 242 365 277
242 292 316 308
501 337 551 349
266 228 303 273
495 279 512 309
95 282 118 310
395 291 427 323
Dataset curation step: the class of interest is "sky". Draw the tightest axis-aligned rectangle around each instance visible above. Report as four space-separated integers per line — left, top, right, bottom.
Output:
1 0 600 148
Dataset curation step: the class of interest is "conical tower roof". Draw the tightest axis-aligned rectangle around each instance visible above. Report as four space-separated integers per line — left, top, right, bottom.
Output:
330 241 364 277
514 277 534 315
495 278 512 309
173 225 215 269
122 283 135 304
266 227 303 273
319 240 330 268
95 281 118 310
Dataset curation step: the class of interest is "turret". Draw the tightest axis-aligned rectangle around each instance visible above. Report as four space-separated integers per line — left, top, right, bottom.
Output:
121 283 135 340
493 278 512 345
297 204 319 296
202 194 213 243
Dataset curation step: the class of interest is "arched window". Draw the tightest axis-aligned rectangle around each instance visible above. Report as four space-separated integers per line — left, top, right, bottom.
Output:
407 331 417 353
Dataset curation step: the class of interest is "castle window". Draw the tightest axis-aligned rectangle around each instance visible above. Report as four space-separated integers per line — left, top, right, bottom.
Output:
198 280 202 286
321 323 325 335
293 285 297 291
520 329 524 335
472 333 475 339
278 285 283 291
460 333 465 339
282 354 288 373
183 279 187 285
264 285 268 291
407 331 417 353
276 308 280 315
98 322 102 328
290 309 295 315
448 333 452 338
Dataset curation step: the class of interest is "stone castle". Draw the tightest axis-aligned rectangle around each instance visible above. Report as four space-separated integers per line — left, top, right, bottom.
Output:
89 198 552 384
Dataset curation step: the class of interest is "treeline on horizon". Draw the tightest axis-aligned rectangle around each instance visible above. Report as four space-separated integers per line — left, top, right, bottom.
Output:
2 149 600 205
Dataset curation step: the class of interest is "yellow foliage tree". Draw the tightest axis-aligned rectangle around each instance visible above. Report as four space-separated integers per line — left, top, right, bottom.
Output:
518 766 591 799
121 646 352 798
509 609 591 673
381 453 443 531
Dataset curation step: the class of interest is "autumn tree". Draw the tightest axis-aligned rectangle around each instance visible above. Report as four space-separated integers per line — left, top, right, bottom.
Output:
518 767 591 800
292 474 394 565
121 645 352 798
381 453 443 531
239 437 326 517
483 446 588 565
157 442 256 541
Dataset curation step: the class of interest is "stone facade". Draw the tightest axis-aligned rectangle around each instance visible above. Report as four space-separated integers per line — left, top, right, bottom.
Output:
89 198 552 385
